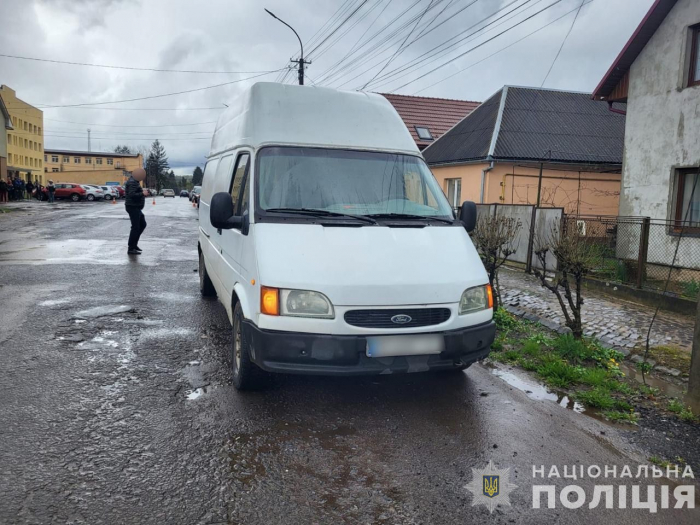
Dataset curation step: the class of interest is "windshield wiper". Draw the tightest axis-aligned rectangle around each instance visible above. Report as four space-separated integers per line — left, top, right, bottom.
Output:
366 213 454 225
265 208 377 225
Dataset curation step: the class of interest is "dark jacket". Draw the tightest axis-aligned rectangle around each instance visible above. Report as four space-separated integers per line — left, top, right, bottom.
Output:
124 176 145 209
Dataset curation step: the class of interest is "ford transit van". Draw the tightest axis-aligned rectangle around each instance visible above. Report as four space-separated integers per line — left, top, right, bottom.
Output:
198 83 495 389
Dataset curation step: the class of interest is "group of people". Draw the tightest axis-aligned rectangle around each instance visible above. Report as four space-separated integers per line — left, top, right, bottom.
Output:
0 176 56 203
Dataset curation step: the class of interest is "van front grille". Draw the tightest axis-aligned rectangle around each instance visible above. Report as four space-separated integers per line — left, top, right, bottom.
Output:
344 308 451 329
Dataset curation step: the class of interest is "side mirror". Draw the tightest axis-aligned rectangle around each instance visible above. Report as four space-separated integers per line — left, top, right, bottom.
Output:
210 192 243 230
459 201 477 233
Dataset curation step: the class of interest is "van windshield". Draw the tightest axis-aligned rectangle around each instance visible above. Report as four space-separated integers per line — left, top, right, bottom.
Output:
256 147 454 220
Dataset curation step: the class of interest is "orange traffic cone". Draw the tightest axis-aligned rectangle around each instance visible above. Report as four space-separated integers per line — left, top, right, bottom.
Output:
152 197 156 205
192 201 196 208
111 197 116 205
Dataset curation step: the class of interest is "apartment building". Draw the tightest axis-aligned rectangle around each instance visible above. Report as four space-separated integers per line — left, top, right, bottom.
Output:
0 85 45 185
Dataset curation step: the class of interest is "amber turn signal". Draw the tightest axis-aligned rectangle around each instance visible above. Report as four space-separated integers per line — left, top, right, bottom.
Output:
486 284 494 309
261 286 279 316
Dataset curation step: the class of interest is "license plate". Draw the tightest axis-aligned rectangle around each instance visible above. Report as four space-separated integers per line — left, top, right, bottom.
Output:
366 335 444 358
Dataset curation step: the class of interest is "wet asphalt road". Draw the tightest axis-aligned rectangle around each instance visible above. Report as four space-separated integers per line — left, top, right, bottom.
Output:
0 198 697 525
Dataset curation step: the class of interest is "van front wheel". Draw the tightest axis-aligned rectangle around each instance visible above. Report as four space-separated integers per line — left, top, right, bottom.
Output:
232 302 266 390
199 252 216 297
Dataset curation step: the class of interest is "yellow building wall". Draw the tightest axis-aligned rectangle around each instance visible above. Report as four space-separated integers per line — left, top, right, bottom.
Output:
430 163 486 205
430 162 621 216
47 170 133 186
44 151 143 174
1 85 45 185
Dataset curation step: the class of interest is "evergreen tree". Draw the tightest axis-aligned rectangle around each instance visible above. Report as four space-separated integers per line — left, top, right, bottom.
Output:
114 145 132 154
145 140 169 190
192 166 204 186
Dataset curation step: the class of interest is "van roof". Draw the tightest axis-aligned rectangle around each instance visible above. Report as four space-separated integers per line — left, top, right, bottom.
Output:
209 82 419 157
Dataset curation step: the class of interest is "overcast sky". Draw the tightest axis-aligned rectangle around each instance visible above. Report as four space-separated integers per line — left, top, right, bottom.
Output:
0 0 653 175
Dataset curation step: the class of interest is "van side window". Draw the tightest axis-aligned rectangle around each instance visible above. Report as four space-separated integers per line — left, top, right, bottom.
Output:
230 153 250 212
201 158 220 201
240 172 250 216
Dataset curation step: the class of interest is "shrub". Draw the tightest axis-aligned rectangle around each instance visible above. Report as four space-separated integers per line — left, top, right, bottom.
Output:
493 308 521 333
537 357 581 388
575 387 616 410
553 334 593 362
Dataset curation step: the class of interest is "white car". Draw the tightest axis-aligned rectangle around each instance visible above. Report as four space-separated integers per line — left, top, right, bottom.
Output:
81 185 104 201
99 186 119 201
198 83 495 390
163 189 175 198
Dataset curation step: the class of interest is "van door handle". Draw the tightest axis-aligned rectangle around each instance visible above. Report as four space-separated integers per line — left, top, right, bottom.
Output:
199 227 210 238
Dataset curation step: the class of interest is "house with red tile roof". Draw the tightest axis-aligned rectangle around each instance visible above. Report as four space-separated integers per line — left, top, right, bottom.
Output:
380 93 479 150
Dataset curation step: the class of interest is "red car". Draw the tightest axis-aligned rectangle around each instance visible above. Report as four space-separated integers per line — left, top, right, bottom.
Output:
41 183 86 202
113 186 126 198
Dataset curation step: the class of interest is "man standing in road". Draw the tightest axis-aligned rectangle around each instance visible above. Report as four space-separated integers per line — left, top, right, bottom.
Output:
125 168 147 255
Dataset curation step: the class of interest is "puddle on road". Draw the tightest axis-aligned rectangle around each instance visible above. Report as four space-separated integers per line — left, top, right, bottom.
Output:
139 327 194 340
186 387 207 400
619 363 686 399
39 298 71 307
490 365 596 420
74 304 134 319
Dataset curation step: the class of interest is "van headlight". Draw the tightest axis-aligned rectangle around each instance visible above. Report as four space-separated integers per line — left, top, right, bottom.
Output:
261 287 334 318
459 284 493 315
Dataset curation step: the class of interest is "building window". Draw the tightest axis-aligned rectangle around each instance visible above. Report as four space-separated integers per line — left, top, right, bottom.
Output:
446 178 462 210
52 168 59 172
415 126 433 141
96 158 103 165
674 168 700 230
107 158 113 165
63 156 69 163
51 155 58 162
38 127 41 135
86 157 92 164
74 157 81 164
689 25 700 87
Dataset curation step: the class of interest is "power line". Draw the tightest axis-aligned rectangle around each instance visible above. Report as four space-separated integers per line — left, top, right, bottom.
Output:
361 0 436 89
35 70 281 108
0 52 279 75
412 0 593 94
387 0 565 92
306 0 371 58
538 0 585 87
362 0 532 90
315 0 395 84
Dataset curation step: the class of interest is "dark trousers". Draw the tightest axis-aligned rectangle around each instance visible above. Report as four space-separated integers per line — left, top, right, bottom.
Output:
126 206 147 248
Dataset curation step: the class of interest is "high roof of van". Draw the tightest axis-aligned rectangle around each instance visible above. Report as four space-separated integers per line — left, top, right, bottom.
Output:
209 82 419 157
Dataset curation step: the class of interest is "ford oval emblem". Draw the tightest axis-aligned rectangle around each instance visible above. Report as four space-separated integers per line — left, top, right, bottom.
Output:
391 314 412 325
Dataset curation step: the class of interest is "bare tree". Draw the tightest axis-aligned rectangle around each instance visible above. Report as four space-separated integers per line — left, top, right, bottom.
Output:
532 221 596 339
472 214 522 310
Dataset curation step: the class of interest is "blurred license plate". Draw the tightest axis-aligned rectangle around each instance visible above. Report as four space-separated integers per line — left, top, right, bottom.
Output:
366 335 444 358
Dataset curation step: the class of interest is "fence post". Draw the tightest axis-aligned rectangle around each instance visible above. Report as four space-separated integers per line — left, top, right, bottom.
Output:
636 217 650 289
525 205 537 274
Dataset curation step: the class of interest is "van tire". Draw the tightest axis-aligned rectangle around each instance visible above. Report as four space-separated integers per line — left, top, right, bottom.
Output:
199 252 216 297
231 302 266 390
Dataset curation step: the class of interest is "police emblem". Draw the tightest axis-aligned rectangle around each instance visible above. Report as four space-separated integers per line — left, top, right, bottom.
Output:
465 461 517 514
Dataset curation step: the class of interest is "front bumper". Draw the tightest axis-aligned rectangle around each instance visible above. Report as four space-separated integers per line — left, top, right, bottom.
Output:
243 320 496 376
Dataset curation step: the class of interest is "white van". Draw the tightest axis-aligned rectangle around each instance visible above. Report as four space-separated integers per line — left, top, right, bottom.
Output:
198 83 495 389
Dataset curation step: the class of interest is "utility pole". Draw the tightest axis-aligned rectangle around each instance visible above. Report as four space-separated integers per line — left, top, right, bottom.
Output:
265 8 309 85
87 129 91 152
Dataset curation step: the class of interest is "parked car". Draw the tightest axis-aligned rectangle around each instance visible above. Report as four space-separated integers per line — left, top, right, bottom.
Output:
111 185 125 198
41 183 86 202
190 186 202 202
81 185 104 201
163 189 175 198
198 83 494 390
99 186 119 201
180 190 189 198
191 186 202 204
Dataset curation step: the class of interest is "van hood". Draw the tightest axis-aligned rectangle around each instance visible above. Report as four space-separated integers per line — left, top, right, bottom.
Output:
253 223 488 306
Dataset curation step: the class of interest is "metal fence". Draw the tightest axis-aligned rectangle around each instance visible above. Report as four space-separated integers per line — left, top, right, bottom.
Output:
562 215 700 299
471 206 700 300
475 204 563 271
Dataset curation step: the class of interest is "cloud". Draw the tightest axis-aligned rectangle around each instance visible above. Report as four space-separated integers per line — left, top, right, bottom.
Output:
0 0 654 172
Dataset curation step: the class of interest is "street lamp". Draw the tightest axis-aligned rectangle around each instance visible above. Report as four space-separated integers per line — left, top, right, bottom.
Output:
265 8 308 86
